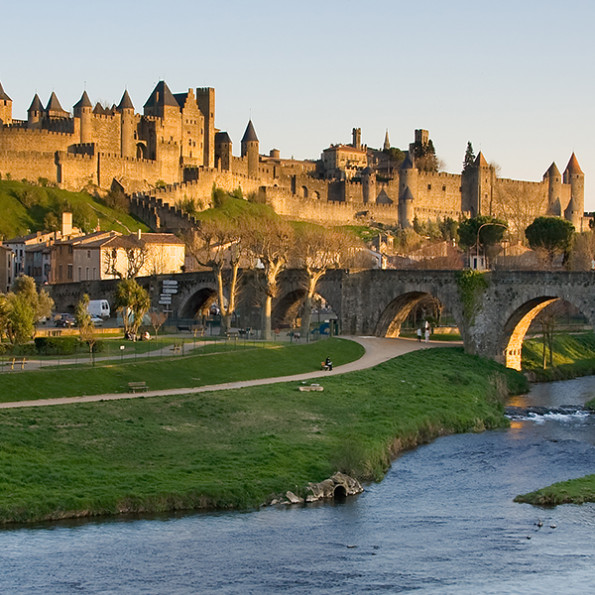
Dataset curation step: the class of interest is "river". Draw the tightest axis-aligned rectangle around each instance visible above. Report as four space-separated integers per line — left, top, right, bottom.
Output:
1 377 594 594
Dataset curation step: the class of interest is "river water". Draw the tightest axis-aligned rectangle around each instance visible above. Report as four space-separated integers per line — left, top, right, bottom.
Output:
1 378 594 594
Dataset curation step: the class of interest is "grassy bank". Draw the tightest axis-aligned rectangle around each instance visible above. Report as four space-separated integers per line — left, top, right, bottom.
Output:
515 475 595 506
0 347 527 524
522 332 595 381
0 338 362 402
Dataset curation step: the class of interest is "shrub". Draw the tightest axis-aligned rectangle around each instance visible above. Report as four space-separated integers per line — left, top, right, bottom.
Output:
34 336 80 355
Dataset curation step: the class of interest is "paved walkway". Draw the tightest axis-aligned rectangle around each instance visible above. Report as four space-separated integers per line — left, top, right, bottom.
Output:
0 337 458 410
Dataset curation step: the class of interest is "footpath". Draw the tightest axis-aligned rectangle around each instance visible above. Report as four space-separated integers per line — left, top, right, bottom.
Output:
0 337 457 410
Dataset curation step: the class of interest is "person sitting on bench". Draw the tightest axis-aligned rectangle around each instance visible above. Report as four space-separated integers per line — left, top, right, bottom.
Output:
324 356 333 371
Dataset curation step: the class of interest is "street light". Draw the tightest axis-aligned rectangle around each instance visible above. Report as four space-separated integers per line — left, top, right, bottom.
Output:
475 222 508 270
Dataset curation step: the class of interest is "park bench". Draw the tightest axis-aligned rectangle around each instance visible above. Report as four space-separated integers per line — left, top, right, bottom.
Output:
171 343 182 353
321 361 332 371
128 381 148 393
177 324 191 332
10 357 26 370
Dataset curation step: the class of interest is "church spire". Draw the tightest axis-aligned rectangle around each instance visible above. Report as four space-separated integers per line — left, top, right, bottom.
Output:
383 129 390 151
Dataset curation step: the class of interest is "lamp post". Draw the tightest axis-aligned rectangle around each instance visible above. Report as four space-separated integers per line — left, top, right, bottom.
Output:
475 222 508 270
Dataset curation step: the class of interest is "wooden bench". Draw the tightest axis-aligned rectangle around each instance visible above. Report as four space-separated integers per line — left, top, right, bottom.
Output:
128 381 148 393
170 343 182 353
11 357 26 370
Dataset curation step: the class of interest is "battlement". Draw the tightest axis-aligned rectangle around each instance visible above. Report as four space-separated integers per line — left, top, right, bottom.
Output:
0 127 74 138
59 150 95 162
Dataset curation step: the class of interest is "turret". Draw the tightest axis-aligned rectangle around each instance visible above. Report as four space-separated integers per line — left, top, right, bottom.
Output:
73 91 93 144
544 162 562 216
362 167 376 204
241 120 259 178
196 87 215 168
563 153 584 229
383 129 390 151
399 186 415 228
462 151 493 217
45 92 69 120
352 127 362 150
27 93 43 129
0 82 12 125
117 90 136 159
215 131 233 172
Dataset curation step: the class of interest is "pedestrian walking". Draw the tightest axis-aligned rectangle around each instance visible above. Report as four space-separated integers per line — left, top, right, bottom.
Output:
416 328 422 342
424 327 430 343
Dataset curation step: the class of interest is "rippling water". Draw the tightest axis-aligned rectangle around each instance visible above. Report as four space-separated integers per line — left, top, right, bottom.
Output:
1 378 594 594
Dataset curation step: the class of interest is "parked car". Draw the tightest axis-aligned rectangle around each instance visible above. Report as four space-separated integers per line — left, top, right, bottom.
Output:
90 316 104 326
55 313 76 328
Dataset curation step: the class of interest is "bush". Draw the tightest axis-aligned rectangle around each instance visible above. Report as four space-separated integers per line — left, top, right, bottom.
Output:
34 336 80 355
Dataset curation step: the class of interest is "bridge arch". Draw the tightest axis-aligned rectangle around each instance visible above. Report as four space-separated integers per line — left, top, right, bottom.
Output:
375 291 451 338
178 286 219 319
272 286 341 333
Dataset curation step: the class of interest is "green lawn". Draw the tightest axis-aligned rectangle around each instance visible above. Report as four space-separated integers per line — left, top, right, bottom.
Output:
0 347 527 524
0 338 363 401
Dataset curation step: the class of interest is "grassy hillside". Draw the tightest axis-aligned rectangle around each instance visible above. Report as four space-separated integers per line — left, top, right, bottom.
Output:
0 178 149 239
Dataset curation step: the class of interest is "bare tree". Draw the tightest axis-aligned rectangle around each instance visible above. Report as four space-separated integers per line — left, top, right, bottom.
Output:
185 218 248 335
292 225 360 337
149 310 168 336
245 217 294 341
103 238 149 279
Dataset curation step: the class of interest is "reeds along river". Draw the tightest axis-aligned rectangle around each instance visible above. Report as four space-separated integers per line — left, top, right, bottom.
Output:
1 377 594 594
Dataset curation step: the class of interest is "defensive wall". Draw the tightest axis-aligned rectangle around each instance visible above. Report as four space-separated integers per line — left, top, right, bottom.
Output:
48 269 595 371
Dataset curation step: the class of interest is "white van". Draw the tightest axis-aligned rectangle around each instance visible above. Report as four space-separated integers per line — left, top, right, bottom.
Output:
87 299 110 319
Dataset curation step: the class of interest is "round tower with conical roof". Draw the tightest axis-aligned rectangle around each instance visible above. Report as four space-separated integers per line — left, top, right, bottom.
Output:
544 162 562 216
362 167 376 204
73 91 93 144
0 82 12 125
117 90 136 159
563 153 584 230
27 94 43 129
241 120 259 178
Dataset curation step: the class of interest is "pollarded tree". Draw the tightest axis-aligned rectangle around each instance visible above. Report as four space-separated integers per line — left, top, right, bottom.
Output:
245 216 294 341
185 217 249 335
114 279 151 339
292 224 361 337
525 216 575 264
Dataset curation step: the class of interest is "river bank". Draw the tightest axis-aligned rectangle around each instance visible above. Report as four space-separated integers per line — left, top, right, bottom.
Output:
0 347 526 525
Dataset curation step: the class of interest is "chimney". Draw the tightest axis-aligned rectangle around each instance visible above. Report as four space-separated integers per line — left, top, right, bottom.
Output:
62 212 73 237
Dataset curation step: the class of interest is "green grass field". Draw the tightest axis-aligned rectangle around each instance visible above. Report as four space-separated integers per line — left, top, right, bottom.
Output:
0 346 526 524
0 338 362 401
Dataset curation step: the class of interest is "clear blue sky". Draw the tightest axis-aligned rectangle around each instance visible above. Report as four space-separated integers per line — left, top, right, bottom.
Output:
3 0 594 208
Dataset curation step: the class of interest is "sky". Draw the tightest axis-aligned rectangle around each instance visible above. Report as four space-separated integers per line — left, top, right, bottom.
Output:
3 0 595 209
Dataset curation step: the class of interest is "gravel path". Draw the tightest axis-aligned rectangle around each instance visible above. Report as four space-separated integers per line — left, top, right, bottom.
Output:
0 337 458 410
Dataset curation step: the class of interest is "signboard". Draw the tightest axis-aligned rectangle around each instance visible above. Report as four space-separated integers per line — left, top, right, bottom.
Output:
162 280 178 286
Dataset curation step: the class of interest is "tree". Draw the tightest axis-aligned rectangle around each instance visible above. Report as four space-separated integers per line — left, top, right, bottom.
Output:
185 217 248 335
292 225 360 337
525 217 575 264
412 138 440 172
245 217 294 340
4 276 54 345
458 215 507 252
463 141 475 172
75 293 96 363
149 310 167 336
114 279 151 338
103 238 149 279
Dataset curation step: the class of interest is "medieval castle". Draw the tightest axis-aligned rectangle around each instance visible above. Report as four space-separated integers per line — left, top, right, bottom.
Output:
0 80 586 233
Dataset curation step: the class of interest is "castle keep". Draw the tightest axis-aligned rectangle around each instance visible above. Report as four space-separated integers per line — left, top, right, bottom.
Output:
0 80 586 232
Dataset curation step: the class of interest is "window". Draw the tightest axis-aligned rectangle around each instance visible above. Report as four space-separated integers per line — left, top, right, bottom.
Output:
67 265 73 280
87 250 91 258
442 185 446 191
427 184 432 190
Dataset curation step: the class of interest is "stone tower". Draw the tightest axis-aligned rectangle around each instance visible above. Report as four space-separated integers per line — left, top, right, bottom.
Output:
462 151 493 217
544 162 562 216
196 88 215 168
241 120 259 178
27 94 43 129
215 131 233 172
352 127 362 149
73 91 93 144
398 152 417 227
362 167 376 204
117 90 136 159
563 153 584 230
0 82 12 125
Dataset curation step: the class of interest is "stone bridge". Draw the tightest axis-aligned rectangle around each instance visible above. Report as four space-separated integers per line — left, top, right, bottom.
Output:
49 269 595 370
